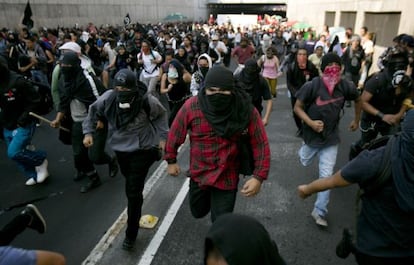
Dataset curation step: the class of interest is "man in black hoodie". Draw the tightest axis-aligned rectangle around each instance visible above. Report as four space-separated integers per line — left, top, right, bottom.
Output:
204 213 286 265
0 55 49 186
298 109 414 265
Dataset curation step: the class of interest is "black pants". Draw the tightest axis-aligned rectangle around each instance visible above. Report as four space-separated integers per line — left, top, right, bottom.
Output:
72 121 96 174
72 122 111 174
188 179 237 222
355 251 414 265
357 118 400 147
0 214 30 246
116 149 156 240
88 126 112 165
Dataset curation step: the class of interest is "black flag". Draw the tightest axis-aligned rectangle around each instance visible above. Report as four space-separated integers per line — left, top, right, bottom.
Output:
124 13 131 26
22 1 34 29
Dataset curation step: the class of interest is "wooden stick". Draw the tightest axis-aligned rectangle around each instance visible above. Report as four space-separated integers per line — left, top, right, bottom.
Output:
29 112 70 132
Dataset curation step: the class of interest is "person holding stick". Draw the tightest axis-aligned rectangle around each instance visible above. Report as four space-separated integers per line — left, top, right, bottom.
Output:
0 55 49 186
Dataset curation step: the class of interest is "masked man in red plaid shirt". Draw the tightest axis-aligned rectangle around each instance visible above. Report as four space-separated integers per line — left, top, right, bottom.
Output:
164 66 271 222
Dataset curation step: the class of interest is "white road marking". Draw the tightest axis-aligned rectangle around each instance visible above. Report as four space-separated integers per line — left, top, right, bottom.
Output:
137 178 189 265
82 142 188 265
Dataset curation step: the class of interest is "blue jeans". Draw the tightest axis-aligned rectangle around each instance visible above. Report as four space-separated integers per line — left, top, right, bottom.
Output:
3 123 47 180
299 143 338 216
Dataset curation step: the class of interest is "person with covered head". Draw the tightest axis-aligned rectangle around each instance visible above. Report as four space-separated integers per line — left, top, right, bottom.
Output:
204 213 286 265
190 53 212 96
160 58 191 126
355 50 411 149
50 51 116 193
164 66 270 222
294 52 361 227
235 58 273 126
298 109 414 265
82 69 168 250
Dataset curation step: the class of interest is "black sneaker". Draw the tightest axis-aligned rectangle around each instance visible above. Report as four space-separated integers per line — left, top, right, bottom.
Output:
109 156 119 178
336 228 354 259
122 237 136 251
80 177 101 193
21 204 47 234
73 171 87 182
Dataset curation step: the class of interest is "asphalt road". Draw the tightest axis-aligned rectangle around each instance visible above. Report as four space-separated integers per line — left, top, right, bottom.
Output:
0 74 361 265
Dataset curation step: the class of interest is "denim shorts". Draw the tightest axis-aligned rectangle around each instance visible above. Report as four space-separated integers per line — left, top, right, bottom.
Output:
0 246 36 265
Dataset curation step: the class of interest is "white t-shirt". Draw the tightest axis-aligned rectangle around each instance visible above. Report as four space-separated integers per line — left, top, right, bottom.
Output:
138 50 162 78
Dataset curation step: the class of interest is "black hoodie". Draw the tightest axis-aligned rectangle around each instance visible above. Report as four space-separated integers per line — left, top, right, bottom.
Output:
204 213 286 265
0 56 40 129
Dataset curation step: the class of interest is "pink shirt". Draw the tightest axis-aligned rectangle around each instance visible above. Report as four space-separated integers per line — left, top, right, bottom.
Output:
261 56 279 79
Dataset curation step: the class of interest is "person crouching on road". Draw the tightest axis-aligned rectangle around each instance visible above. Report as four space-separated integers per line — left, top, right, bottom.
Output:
164 66 271 222
82 69 168 250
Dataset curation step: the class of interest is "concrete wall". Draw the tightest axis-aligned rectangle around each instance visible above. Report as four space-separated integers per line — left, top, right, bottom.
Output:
286 0 414 36
0 0 208 29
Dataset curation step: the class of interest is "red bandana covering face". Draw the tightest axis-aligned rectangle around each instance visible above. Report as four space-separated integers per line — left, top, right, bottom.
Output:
322 64 341 96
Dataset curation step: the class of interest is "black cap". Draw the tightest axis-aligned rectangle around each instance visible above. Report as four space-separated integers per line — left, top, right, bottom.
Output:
113 69 137 90
321 52 342 71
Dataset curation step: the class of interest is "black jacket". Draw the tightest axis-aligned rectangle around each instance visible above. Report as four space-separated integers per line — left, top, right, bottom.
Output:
0 71 41 130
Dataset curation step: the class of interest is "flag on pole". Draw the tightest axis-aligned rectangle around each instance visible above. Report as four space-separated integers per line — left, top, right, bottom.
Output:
124 13 131 26
22 1 34 29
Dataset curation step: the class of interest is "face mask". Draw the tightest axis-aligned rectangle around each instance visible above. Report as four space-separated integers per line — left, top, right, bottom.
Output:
207 93 233 112
322 64 341 96
199 66 209 77
168 69 179 79
60 66 75 77
117 90 136 109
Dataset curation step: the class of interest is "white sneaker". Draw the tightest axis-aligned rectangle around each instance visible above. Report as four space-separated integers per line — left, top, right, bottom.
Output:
311 209 328 227
35 159 49 183
25 177 37 186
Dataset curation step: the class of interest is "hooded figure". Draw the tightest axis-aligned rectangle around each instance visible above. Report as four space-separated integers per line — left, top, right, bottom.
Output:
236 58 273 117
190 53 212 96
204 213 286 265
198 66 252 139
112 68 146 129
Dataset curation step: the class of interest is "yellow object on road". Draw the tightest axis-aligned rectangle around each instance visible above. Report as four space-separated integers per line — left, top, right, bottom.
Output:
139 214 159 229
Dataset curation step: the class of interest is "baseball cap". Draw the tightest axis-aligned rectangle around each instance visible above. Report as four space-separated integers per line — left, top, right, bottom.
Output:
59 41 81 54
113 69 137 90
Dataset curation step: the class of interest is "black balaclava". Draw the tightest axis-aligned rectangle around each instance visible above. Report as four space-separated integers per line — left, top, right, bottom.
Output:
198 66 252 139
204 213 286 265
113 69 145 129
240 58 260 83
60 51 82 81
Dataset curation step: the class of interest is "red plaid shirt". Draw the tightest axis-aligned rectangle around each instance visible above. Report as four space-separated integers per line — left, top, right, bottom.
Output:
165 96 270 190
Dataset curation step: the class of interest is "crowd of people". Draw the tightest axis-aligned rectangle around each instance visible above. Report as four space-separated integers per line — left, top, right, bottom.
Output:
1 18 414 264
